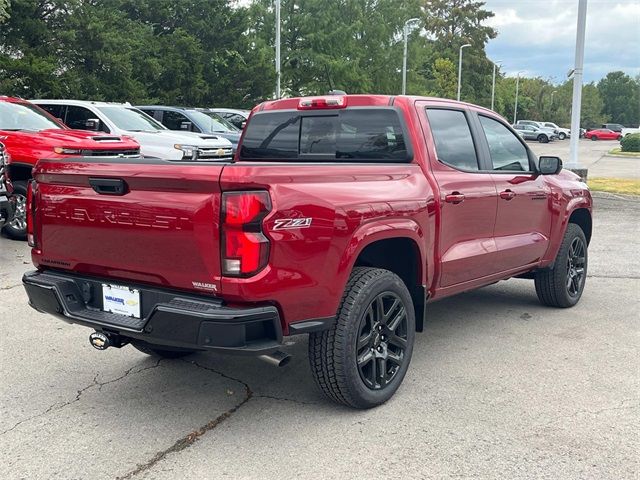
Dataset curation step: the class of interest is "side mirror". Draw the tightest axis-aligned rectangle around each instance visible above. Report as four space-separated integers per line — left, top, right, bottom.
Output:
180 121 192 131
85 119 100 131
538 156 563 175
240 121 247 130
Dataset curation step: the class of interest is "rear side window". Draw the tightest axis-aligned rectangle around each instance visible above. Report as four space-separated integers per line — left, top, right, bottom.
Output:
240 109 409 162
426 109 479 171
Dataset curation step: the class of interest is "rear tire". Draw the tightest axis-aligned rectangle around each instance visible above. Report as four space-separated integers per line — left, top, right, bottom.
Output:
309 267 415 409
535 224 587 308
2 181 27 240
538 134 549 143
130 340 195 359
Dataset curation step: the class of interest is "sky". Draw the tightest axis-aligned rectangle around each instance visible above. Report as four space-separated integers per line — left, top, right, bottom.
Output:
483 0 640 83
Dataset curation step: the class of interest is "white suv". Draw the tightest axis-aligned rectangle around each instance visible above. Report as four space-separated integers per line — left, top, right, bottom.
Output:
32 100 233 160
540 122 571 140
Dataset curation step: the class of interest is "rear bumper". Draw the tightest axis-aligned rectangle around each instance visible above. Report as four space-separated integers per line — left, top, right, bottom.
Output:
23 270 283 355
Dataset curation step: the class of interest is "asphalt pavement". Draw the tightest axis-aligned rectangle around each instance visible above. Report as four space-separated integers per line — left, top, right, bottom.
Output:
1 194 638 480
529 138 639 179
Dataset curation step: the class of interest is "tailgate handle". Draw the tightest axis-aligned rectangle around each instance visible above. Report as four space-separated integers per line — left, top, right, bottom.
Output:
89 178 127 196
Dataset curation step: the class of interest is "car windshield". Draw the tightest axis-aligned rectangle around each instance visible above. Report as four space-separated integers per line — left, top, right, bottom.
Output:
194 110 239 133
0 101 62 131
97 106 165 132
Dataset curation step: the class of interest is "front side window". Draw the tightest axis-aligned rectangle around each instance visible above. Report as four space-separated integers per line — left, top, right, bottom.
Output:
426 108 479 171
479 115 531 172
97 106 164 132
0 102 63 131
161 111 192 131
240 109 409 162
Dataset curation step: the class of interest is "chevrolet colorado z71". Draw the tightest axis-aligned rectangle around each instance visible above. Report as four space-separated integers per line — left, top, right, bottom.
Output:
22 95 592 408
0 96 140 239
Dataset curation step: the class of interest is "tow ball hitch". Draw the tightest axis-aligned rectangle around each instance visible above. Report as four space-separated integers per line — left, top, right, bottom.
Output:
89 331 128 350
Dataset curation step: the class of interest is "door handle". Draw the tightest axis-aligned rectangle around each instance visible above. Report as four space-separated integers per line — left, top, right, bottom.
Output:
499 189 516 201
89 177 127 196
445 192 465 204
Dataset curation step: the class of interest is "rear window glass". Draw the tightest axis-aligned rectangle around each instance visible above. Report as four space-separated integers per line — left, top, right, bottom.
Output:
240 109 410 162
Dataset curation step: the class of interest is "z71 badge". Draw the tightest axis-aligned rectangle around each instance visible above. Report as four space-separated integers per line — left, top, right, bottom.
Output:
273 218 313 230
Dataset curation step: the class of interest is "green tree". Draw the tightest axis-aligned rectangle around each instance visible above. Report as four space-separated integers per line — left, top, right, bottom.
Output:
420 0 497 106
248 0 425 97
598 71 640 126
430 58 456 98
0 0 9 22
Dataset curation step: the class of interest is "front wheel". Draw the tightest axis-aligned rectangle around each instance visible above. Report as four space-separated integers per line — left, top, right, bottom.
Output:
309 267 415 409
2 181 27 240
535 224 588 308
558 132 566 140
590 135 597 141
538 134 549 143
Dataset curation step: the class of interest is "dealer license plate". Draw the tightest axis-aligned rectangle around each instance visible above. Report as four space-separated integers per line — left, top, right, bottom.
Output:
101 284 141 318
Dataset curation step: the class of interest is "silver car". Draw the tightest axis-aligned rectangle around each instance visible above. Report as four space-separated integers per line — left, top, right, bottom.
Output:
513 124 556 143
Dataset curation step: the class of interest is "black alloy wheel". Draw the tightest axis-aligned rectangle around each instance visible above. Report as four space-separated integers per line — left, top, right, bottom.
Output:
356 292 409 390
566 237 586 298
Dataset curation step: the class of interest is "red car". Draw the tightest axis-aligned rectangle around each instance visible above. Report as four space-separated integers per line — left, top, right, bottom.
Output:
22 95 592 408
0 96 140 239
584 128 623 141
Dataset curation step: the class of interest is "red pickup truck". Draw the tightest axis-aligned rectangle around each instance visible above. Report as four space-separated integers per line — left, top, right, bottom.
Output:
0 96 140 239
22 95 592 408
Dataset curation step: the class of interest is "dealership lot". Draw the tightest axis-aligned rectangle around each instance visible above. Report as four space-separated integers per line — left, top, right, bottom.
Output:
529 138 639 179
1 189 638 478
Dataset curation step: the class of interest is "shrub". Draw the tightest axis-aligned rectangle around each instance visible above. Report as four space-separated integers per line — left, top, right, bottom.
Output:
621 133 640 152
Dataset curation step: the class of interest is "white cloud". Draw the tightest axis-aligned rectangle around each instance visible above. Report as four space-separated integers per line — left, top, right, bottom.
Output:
484 0 640 82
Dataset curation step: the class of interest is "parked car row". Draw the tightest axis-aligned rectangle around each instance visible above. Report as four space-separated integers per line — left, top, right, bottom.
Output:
0 95 246 239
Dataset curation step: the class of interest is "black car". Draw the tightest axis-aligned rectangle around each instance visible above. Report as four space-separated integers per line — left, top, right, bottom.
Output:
0 143 14 230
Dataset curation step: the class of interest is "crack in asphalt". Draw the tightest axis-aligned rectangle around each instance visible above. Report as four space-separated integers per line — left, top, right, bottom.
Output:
0 359 163 437
0 283 21 290
254 394 320 406
116 359 253 480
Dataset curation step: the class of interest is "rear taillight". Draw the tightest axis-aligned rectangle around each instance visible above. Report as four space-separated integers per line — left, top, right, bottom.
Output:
221 191 271 277
27 180 38 248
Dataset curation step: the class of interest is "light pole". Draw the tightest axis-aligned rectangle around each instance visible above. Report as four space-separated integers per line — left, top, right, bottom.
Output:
402 18 420 95
491 60 502 111
568 0 588 171
457 44 471 101
513 71 523 124
275 0 281 99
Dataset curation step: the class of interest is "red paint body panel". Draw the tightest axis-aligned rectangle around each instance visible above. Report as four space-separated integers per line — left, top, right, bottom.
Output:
29 95 592 335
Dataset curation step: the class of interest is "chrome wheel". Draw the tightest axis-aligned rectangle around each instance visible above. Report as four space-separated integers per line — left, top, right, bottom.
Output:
566 237 586 297
356 292 408 390
8 193 26 231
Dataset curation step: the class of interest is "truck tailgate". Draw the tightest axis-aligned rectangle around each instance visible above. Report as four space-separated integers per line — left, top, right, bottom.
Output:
32 158 225 294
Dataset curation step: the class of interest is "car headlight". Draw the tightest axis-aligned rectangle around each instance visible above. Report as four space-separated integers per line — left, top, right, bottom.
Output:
53 147 83 155
174 144 198 160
